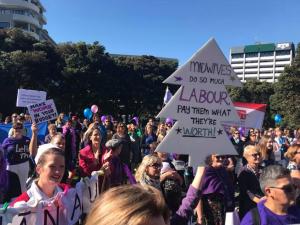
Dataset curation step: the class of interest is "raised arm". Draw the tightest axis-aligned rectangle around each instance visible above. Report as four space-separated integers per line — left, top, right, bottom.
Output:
171 167 206 225
29 123 38 157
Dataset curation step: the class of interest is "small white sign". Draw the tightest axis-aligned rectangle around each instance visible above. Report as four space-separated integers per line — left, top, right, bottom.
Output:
16 89 47 107
27 99 58 124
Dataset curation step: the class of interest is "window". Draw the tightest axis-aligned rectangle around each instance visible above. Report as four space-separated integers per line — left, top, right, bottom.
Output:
231 53 244 59
276 50 290 56
245 53 258 58
0 22 10 28
14 10 25 15
260 51 273 57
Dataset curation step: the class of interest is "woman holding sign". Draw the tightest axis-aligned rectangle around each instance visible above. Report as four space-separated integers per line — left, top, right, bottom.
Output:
1 122 38 192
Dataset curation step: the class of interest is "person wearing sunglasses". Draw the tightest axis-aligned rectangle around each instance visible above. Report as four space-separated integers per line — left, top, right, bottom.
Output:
238 145 264 220
196 154 234 225
1 122 38 192
245 129 258 147
230 128 245 158
241 165 300 225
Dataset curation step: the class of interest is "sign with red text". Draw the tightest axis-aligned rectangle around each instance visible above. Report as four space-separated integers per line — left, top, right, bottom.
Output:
156 38 242 167
27 99 58 124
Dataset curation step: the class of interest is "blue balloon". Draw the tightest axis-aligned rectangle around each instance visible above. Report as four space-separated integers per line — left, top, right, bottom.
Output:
83 108 93 120
274 114 282 123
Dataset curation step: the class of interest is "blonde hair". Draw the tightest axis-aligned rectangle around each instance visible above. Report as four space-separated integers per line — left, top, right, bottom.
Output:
243 145 259 158
258 135 272 160
284 144 300 161
135 154 162 182
85 185 169 225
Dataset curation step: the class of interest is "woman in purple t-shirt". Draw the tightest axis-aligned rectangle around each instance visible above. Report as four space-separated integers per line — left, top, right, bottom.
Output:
1 122 38 192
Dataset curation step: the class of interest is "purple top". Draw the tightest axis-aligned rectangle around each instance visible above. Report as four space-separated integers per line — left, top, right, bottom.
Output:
241 199 300 225
2 136 31 165
201 166 234 196
171 185 201 225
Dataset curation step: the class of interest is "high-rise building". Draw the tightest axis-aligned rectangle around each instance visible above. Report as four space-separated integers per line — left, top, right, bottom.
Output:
230 42 295 82
0 0 55 45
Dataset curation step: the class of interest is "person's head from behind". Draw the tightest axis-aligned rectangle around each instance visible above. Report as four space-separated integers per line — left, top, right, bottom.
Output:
35 148 65 195
136 154 162 181
50 133 66 151
85 185 170 225
260 165 296 208
243 145 261 167
105 139 123 157
284 144 300 165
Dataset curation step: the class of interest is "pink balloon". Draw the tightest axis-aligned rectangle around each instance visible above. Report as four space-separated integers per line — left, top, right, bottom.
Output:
91 105 98 113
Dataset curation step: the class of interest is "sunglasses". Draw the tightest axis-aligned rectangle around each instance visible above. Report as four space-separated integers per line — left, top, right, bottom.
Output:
149 163 162 169
269 184 296 194
251 153 260 158
234 132 240 135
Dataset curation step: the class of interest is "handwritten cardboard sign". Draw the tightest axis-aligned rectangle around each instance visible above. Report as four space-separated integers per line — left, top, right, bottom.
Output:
164 38 242 88
16 89 47 107
156 38 242 168
27 99 58 124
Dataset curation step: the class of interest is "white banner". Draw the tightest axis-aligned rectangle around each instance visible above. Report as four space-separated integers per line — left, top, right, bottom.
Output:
16 89 47 108
223 102 267 134
0 173 103 225
27 99 58 124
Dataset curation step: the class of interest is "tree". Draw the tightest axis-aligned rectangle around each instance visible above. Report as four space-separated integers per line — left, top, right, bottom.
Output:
270 43 300 128
227 80 274 127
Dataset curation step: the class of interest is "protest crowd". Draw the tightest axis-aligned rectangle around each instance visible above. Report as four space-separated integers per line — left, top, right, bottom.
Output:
0 111 300 225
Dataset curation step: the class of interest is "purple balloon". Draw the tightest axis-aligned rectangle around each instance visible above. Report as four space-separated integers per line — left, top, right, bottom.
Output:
165 117 173 125
238 127 245 136
133 116 139 125
101 115 106 122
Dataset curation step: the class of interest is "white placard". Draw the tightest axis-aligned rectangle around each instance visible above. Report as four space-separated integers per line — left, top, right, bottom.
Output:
27 99 58 124
156 38 242 168
16 89 47 107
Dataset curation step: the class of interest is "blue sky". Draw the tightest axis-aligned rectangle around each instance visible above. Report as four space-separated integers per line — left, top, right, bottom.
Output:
42 0 300 65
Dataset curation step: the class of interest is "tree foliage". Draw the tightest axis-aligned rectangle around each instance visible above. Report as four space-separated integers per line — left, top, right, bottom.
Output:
0 29 178 118
270 44 300 128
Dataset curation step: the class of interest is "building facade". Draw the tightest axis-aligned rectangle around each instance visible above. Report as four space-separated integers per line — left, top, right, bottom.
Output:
0 0 55 44
230 42 295 82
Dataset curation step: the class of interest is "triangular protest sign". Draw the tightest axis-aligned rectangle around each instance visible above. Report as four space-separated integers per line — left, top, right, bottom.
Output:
156 38 242 168
163 38 242 87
